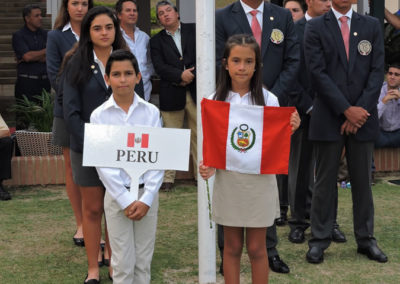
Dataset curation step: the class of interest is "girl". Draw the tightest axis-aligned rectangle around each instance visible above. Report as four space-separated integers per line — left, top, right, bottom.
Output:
62 6 126 283
47 0 93 248
199 34 300 284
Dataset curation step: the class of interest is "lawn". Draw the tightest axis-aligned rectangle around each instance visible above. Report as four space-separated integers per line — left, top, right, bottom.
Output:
0 179 399 283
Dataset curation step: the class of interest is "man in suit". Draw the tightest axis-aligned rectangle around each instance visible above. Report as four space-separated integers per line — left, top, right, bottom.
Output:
216 0 300 274
288 0 347 245
304 0 387 264
150 1 197 191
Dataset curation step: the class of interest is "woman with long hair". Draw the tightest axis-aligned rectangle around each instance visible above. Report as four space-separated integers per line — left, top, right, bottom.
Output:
47 0 93 248
62 6 126 283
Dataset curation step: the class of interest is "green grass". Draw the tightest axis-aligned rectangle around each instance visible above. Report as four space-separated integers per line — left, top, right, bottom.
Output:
0 180 399 283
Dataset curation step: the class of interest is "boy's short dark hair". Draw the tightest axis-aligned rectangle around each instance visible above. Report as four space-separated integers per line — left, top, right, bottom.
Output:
23 4 41 23
105 49 140 76
115 0 138 15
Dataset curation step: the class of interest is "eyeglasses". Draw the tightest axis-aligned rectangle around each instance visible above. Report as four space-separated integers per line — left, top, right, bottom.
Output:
388 71 400 77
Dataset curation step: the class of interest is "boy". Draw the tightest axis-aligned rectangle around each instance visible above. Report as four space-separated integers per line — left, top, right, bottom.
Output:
91 50 164 284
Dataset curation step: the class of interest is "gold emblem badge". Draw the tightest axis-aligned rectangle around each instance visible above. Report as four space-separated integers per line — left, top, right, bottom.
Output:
358 40 372 56
270 29 284 44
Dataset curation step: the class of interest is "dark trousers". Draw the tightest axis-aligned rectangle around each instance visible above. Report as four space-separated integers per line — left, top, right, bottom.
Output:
276 175 289 216
15 76 51 129
0 136 13 181
288 120 313 231
309 136 376 250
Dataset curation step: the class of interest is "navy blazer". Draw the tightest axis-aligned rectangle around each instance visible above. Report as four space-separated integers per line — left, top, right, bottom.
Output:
304 10 384 142
63 59 110 153
289 17 314 115
150 22 196 111
216 1 300 106
46 29 77 118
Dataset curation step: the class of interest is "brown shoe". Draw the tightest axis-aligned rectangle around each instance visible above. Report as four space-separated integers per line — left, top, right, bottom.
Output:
160 182 174 192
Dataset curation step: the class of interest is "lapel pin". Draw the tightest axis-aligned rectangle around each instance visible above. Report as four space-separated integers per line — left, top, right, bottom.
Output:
353 32 358 36
91 65 95 70
94 70 98 74
270 16 274 21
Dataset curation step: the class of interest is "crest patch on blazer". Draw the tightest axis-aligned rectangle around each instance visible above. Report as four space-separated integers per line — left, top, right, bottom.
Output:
358 40 372 56
270 29 284 44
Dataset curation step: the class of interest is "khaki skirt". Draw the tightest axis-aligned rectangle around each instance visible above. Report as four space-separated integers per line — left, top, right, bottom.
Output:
212 170 280 228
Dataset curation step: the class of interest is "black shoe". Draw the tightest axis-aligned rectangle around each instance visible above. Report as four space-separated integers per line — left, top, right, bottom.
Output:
332 227 347 243
306 247 324 264
0 184 11 201
84 275 100 284
73 231 85 247
268 255 290 273
288 228 305 243
357 245 388 263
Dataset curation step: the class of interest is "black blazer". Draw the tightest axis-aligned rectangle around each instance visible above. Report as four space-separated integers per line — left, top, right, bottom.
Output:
150 22 196 111
216 1 300 106
63 59 109 153
304 10 384 141
46 29 77 118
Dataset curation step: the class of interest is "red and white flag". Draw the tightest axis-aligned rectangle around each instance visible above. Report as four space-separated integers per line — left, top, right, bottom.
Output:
201 98 294 175
127 133 149 148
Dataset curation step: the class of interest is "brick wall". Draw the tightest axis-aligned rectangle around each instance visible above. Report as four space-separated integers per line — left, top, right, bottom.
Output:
3 154 195 186
4 155 65 186
374 148 400 172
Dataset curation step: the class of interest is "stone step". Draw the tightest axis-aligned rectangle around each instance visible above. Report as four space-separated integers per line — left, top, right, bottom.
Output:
0 62 17 69
0 77 16 85
0 35 12 44
0 69 17 77
0 51 16 57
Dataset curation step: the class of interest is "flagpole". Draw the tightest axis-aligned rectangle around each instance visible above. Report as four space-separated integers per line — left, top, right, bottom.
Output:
196 0 216 283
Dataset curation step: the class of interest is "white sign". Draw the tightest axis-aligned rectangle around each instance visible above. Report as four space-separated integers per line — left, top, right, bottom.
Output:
83 123 191 200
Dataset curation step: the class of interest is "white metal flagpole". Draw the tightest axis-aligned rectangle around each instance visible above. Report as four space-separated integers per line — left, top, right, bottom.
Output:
196 0 216 283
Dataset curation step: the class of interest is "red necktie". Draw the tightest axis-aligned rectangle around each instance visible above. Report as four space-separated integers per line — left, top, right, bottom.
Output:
250 10 262 47
339 16 349 60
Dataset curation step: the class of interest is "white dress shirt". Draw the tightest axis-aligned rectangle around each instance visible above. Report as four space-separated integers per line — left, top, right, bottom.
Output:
331 6 353 30
91 93 164 210
210 88 279 107
121 27 155 101
240 0 264 31
165 24 183 56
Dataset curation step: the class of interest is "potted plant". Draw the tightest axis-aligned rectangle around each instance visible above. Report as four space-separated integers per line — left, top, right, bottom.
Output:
11 89 62 156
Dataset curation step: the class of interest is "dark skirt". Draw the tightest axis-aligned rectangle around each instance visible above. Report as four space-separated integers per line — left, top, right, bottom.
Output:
70 149 103 187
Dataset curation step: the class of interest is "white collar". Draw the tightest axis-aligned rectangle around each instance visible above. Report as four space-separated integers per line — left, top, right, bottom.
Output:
102 93 143 113
240 0 264 15
331 6 353 21
62 22 79 40
305 12 313 21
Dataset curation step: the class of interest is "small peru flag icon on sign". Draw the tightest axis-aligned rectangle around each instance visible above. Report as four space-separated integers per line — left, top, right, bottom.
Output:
127 133 149 148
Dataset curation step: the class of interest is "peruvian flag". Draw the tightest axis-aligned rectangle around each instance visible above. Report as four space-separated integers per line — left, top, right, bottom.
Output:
127 133 149 148
201 98 294 175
